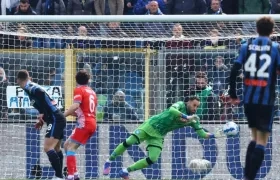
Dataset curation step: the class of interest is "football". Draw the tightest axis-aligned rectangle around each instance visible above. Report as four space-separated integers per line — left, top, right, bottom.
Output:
223 121 239 136
189 159 212 174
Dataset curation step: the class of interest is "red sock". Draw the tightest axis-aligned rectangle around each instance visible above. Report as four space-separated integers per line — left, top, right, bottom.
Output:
74 164 77 174
67 155 76 176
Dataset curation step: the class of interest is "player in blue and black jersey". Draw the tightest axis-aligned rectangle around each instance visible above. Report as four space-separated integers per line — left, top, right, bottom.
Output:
17 70 66 180
229 16 280 180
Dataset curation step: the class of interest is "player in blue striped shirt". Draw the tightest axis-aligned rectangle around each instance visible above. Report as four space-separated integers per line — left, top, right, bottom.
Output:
17 70 66 180
229 16 280 180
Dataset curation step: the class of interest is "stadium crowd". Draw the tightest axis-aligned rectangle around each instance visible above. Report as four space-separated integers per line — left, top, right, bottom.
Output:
0 0 280 122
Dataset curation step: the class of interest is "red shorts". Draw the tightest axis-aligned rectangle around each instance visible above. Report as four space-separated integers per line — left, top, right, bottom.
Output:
70 127 96 145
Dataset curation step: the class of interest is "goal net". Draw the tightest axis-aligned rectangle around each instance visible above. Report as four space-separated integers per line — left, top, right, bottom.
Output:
0 15 279 180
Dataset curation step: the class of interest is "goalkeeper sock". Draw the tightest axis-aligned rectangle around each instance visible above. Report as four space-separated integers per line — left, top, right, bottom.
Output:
244 141 256 178
47 149 63 178
57 150 64 172
127 158 149 172
109 135 138 161
66 151 77 176
248 144 265 180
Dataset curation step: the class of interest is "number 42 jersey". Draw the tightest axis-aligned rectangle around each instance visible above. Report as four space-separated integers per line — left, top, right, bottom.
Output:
73 85 98 129
235 37 280 105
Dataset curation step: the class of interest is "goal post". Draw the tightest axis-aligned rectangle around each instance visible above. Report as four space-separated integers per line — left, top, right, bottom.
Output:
0 15 280 180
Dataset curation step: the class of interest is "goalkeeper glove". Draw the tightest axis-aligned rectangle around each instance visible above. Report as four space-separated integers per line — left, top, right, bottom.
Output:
214 128 226 138
209 128 226 138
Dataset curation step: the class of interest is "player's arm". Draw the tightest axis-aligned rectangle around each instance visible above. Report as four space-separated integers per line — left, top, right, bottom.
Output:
192 120 224 139
64 88 81 117
64 103 79 117
229 44 246 99
191 120 211 139
169 101 195 121
28 88 49 130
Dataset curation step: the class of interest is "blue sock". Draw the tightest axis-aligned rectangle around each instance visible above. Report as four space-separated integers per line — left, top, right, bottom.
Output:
57 150 64 172
47 149 63 178
247 144 265 180
244 141 256 178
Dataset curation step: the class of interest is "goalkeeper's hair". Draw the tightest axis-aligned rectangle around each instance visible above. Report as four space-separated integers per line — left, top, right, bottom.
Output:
185 96 200 102
76 70 90 85
17 69 30 81
256 16 274 36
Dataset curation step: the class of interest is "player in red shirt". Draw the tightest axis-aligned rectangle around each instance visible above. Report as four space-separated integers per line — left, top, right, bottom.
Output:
64 70 97 180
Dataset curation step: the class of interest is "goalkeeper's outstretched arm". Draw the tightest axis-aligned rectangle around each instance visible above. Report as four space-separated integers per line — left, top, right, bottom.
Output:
193 122 225 139
195 128 212 139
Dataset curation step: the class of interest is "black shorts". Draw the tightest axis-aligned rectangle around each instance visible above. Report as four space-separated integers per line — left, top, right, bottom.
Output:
45 111 66 139
244 104 274 132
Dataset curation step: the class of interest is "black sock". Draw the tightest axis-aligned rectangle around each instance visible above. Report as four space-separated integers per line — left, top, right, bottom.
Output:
244 141 256 178
57 150 64 172
248 144 265 180
47 149 63 178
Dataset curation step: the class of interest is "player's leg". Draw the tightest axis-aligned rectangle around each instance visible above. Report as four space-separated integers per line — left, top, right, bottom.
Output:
246 105 273 180
103 129 148 175
54 139 64 174
243 104 257 179
118 137 163 179
64 138 80 180
44 137 64 179
64 127 95 180
45 121 66 179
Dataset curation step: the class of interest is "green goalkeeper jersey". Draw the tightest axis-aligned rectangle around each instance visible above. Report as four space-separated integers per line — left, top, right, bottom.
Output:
145 101 207 138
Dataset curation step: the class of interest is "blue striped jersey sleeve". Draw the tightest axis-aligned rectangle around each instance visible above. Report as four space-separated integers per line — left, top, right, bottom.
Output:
234 44 247 64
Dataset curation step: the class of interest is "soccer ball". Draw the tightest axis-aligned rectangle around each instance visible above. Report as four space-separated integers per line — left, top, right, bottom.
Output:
223 121 239 136
189 159 212 174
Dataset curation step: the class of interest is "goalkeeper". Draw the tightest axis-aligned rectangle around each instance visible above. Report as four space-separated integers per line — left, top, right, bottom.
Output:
103 96 223 179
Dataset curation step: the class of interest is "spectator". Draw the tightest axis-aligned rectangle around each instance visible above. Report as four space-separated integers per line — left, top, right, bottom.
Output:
4 27 32 49
165 23 193 48
271 0 280 14
134 0 167 14
206 0 224 14
67 0 95 15
124 0 137 14
225 28 246 49
109 0 124 15
0 67 9 119
36 0 66 15
171 23 185 39
167 0 206 14
185 71 220 121
207 56 229 95
101 22 128 38
67 26 75 36
1 0 18 15
239 0 270 14
141 1 169 39
100 22 133 48
66 26 95 48
103 91 139 122
14 0 37 15
200 29 225 49
146 0 163 14
94 0 105 15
